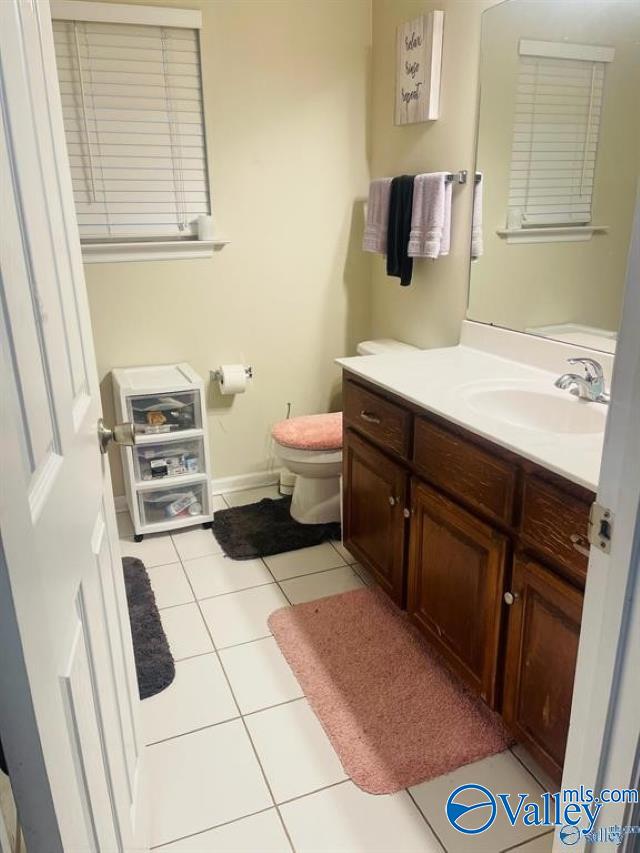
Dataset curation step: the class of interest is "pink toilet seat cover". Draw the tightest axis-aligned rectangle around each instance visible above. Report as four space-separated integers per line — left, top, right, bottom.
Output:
272 412 343 451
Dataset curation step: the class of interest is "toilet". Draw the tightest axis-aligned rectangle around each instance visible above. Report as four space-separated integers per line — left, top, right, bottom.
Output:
272 339 419 524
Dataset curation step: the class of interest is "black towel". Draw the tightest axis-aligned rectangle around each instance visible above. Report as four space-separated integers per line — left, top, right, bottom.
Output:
386 175 415 286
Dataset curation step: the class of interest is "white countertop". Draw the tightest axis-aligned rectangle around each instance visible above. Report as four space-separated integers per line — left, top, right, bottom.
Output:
337 344 605 492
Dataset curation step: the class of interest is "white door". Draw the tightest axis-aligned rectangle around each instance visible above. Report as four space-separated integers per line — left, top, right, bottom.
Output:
0 1 148 850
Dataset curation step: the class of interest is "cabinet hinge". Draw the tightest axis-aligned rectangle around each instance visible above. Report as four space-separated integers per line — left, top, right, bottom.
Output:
588 502 614 554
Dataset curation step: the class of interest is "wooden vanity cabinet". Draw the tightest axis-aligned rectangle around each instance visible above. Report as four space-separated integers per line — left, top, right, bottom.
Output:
341 372 592 783
502 555 583 781
342 428 407 606
408 480 508 707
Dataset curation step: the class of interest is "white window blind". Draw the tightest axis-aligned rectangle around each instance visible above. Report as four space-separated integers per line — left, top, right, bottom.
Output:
52 16 210 241
508 40 614 228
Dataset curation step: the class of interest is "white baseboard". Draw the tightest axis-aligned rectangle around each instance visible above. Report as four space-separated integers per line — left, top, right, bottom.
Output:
113 468 284 513
211 468 283 495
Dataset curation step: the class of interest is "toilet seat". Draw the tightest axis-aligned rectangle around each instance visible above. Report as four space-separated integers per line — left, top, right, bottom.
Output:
272 412 342 451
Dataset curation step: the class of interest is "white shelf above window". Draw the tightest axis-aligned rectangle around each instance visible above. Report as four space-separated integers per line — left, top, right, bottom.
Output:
81 238 230 264
496 225 608 244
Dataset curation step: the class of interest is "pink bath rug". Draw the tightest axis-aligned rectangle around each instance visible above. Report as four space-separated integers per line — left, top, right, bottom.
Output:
268 587 512 794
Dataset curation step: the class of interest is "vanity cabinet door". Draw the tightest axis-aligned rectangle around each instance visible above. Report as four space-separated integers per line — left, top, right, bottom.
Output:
407 480 507 707
503 555 583 785
342 428 407 606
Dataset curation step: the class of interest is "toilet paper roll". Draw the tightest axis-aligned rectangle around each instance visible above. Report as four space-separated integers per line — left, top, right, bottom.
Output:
217 364 247 395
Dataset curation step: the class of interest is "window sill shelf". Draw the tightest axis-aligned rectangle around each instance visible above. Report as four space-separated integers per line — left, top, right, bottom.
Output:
81 239 230 264
496 226 608 245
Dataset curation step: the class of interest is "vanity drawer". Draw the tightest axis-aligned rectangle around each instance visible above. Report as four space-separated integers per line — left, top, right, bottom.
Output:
520 476 592 583
343 380 411 458
413 418 517 525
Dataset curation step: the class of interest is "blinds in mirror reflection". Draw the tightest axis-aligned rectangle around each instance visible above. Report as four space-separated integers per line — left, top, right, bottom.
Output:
52 19 211 240
508 41 613 228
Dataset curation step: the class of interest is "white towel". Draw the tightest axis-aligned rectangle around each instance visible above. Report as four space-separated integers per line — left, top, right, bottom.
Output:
363 178 392 253
471 172 483 259
407 172 452 259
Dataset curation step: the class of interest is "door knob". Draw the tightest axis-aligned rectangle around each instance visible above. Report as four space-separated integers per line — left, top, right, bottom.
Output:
97 418 137 454
504 591 519 606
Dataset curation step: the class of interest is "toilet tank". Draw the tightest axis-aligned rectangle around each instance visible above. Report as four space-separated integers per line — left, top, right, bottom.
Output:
356 338 420 356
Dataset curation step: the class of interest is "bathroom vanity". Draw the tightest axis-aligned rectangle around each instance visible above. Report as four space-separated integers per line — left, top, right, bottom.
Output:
338 337 607 786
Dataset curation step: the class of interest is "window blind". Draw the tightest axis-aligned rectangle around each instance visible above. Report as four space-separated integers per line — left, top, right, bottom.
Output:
508 40 613 228
52 18 211 241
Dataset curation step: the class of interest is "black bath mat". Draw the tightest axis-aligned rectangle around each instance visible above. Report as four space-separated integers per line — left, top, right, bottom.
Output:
122 556 175 700
212 496 341 560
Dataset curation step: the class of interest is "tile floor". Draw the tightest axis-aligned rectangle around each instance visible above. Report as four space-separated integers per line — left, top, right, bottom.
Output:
118 485 556 853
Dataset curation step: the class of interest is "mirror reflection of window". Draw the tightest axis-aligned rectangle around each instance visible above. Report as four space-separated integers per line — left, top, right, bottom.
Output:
508 41 613 230
468 0 640 354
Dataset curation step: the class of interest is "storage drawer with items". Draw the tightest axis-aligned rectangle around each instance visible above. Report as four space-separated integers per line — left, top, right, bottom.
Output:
133 437 205 484
128 389 201 436
112 363 213 539
137 480 209 528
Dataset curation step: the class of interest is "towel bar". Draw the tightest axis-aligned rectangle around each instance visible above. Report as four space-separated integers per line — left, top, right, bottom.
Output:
445 171 482 185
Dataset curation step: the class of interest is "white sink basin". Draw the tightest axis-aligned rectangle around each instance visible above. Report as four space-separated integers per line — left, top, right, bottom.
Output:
460 382 607 435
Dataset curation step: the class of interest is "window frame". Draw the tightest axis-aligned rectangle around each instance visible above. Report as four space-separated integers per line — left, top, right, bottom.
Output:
50 0 226 262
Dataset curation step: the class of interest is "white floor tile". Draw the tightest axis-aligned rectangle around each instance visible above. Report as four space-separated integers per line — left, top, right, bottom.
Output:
219 637 302 715
510 743 558 793
279 565 363 605
508 831 554 852
410 750 544 853
159 809 292 852
183 552 273 600
147 563 194 609
143 654 237 745
160 603 214 660
245 699 347 803
280 781 442 853
171 526 224 562
117 512 179 567
147 719 272 847
331 539 356 564
200 583 288 649
264 542 346 581
224 485 282 507
210 495 227 513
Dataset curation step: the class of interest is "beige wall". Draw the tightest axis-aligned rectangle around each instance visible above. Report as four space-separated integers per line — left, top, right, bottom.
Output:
83 0 372 495
468 0 640 334
368 0 494 348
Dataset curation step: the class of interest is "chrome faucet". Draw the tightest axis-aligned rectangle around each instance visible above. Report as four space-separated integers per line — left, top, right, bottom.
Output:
554 357 609 404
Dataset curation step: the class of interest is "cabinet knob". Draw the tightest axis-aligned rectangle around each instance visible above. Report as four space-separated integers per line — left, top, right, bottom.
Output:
388 495 397 507
360 410 381 425
403 508 411 519
504 591 519 606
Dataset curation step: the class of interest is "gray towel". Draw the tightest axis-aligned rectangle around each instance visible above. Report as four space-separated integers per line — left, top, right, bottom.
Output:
363 178 392 253
408 172 452 259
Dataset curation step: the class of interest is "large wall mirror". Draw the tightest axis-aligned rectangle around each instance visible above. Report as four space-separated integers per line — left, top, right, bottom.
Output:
468 0 639 353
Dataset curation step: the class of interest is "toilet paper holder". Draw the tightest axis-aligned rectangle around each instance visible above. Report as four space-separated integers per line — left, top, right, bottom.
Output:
209 366 253 383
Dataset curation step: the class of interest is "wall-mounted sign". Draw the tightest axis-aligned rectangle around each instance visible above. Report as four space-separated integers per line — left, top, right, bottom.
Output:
395 11 444 125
